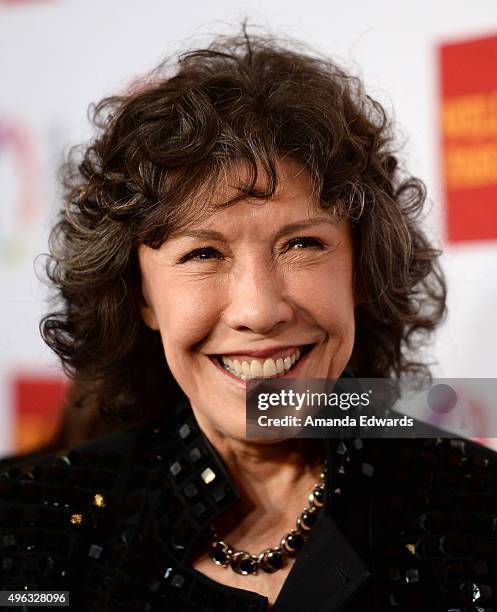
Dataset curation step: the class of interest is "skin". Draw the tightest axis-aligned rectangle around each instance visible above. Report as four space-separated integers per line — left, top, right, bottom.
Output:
138 160 357 605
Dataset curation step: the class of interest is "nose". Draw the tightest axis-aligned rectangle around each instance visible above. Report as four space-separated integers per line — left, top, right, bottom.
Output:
222 256 295 334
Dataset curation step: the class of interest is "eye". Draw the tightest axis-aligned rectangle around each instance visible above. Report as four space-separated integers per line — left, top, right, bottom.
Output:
178 246 224 263
284 236 324 251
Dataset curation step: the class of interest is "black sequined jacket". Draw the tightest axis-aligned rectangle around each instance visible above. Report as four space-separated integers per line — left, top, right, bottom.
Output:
0 398 496 612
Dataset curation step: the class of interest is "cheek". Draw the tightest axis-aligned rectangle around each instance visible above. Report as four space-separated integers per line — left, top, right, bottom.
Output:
154 281 223 351
290 263 355 328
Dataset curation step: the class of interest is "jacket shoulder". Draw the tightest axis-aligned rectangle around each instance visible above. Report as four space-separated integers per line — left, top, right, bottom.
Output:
369 437 497 608
0 425 158 598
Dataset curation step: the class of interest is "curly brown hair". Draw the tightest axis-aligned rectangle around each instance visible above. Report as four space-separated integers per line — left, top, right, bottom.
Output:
41 30 446 425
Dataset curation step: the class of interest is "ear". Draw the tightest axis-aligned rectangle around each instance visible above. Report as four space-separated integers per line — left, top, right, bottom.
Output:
139 278 160 330
140 298 160 331
137 245 160 331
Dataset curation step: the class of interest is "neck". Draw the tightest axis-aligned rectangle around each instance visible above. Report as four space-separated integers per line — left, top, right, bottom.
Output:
191 406 325 545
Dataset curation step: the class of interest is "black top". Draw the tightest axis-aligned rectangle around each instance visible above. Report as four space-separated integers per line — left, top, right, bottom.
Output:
0 398 496 611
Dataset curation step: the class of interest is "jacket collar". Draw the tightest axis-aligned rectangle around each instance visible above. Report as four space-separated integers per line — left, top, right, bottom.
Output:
147 396 371 610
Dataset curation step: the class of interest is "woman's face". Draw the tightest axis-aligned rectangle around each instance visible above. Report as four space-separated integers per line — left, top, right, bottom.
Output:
138 161 356 440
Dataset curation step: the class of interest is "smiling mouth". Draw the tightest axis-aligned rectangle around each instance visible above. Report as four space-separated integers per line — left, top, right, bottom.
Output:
214 345 314 380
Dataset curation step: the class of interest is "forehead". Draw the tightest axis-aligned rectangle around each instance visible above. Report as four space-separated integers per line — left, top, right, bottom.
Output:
168 159 333 239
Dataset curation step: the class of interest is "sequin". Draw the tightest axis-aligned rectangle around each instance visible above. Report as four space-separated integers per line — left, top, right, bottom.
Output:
119 528 134 545
212 485 226 503
405 543 417 556
57 455 71 467
459 581 481 603
169 461 182 478
20 469 35 481
93 493 106 508
192 502 207 518
170 520 197 552
43 556 55 577
200 467 216 484
438 535 447 554
183 483 198 499
353 438 364 450
178 424 192 440
388 593 399 606
1 533 16 548
70 513 83 525
189 447 204 463
360 462 374 477
88 544 103 559
404 568 419 583
170 573 185 589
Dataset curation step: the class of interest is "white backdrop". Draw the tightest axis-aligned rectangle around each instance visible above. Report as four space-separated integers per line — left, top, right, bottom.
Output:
1 0 496 457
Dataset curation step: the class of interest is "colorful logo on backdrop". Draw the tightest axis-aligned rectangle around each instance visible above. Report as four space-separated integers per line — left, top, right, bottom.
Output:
13 374 68 454
439 33 497 242
0 118 42 263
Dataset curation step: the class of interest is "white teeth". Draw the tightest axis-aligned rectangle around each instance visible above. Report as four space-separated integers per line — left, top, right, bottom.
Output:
263 359 277 377
242 361 251 377
220 348 306 380
250 360 263 377
231 359 243 376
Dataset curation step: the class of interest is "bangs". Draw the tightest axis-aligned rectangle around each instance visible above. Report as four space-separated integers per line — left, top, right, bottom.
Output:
134 149 329 250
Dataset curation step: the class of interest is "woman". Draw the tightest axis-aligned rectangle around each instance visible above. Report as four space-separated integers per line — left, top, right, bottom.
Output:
1 30 495 612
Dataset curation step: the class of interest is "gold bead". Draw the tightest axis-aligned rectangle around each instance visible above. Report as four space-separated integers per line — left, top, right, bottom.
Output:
93 493 106 508
70 513 83 525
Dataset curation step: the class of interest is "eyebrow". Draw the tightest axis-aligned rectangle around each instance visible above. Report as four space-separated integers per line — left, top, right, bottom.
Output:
171 217 339 242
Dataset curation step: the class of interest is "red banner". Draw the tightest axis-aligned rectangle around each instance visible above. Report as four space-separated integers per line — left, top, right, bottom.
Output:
13 375 68 454
439 32 497 242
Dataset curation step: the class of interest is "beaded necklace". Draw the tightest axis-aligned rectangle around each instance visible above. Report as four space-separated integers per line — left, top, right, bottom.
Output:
209 462 326 575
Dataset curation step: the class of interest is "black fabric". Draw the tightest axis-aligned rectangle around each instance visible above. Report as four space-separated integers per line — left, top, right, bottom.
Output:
0 397 496 611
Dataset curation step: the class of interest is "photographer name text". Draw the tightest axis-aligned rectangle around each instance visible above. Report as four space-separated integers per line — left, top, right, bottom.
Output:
257 414 414 428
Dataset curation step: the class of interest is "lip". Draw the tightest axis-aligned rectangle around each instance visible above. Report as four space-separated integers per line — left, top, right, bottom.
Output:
209 344 315 389
209 345 310 361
